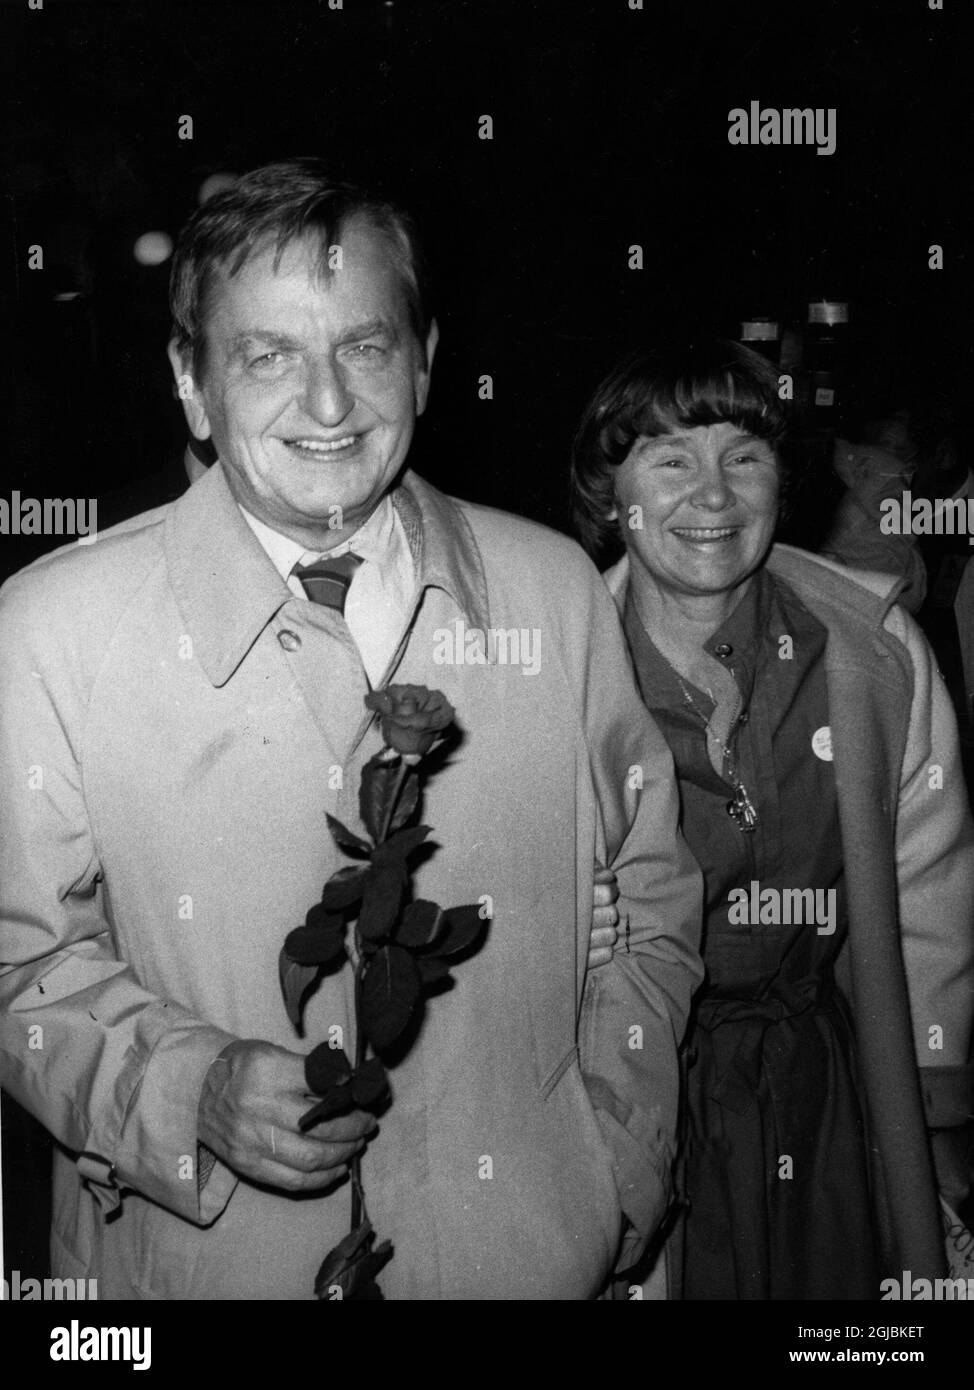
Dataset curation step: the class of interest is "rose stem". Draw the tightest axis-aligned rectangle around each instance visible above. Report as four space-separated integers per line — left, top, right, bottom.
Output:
377 757 413 844
350 948 366 1231
349 753 416 1231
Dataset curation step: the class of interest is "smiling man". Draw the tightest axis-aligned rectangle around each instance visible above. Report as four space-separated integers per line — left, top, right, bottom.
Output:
0 160 702 1300
172 213 436 549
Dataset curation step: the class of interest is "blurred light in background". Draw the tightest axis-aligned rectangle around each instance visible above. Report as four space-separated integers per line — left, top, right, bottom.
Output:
133 231 174 265
807 301 850 327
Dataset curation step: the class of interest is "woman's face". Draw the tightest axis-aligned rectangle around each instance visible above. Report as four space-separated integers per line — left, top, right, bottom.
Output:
612 420 780 601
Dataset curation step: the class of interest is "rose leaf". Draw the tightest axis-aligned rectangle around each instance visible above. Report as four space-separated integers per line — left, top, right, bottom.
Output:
305 1040 353 1095
396 899 446 950
278 950 321 1034
325 813 373 858
361 943 423 1052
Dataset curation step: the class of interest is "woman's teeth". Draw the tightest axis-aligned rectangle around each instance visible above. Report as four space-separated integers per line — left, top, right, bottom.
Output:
672 527 738 540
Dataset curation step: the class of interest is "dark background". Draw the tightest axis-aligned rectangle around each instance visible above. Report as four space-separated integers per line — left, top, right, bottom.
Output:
1 0 969 1278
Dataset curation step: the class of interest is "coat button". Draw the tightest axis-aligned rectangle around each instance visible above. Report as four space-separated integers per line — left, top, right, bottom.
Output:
278 629 302 651
738 709 749 725
714 643 733 658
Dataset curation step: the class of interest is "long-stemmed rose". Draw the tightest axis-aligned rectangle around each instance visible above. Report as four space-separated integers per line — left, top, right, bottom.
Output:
278 685 488 1300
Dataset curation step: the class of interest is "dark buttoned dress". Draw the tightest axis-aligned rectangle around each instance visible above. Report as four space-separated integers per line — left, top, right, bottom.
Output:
624 568 880 1299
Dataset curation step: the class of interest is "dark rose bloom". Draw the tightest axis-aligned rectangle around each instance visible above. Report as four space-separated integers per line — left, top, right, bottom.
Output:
364 685 454 758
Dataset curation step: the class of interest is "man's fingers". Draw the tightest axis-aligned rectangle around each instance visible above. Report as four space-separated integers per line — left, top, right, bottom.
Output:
268 1113 375 1174
252 1158 352 1195
294 1109 378 1144
593 873 620 906
237 1126 369 1179
589 925 618 952
587 921 618 968
592 903 619 930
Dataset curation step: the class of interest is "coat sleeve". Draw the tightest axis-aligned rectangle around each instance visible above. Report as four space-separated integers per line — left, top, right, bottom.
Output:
572 569 704 1261
0 569 240 1225
890 605 974 1130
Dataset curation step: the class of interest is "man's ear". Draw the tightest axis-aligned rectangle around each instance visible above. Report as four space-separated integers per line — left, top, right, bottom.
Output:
606 505 619 521
167 339 212 441
415 319 439 417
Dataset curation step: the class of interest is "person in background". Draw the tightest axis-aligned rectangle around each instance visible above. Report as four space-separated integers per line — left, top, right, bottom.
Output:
571 337 974 1299
820 423 927 614
902 399 974 758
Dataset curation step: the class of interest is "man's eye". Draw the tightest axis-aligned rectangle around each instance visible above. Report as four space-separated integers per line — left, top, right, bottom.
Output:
656 457 686 469
344 344 386 360
249 352 288 370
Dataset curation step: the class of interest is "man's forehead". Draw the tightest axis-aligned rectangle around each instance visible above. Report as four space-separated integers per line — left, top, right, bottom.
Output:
203 222 406 322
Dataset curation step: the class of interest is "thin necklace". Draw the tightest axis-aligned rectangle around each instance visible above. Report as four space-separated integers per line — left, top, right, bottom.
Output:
674 675 759 834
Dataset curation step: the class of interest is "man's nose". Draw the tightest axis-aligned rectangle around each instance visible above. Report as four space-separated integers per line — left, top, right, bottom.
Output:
300 357 353 425
690 463 734 511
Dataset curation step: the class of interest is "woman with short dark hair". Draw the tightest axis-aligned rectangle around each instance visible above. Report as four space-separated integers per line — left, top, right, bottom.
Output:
572 338 974 1299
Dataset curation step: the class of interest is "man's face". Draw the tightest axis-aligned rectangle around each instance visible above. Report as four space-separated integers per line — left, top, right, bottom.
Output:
172 219 437 547
612 420 780 600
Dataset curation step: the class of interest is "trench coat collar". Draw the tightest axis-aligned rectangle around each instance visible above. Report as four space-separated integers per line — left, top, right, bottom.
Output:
164 461 491 687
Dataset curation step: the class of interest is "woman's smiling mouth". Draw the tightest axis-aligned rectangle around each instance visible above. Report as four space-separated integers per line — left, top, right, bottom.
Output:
670 526 740 544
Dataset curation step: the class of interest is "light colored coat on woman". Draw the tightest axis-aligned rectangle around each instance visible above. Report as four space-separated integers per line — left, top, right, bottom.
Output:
605 543 974 1285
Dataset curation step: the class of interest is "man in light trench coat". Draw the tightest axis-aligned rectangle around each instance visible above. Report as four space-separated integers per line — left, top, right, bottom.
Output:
0 159 703 1300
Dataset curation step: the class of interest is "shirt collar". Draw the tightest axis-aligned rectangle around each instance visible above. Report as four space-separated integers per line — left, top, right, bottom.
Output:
618 578 762 712
165 461 490 686
238 492 398 584
622 566 821 713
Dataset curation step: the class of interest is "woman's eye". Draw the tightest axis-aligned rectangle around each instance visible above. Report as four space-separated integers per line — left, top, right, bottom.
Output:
730 451 774 466
729 445 775 465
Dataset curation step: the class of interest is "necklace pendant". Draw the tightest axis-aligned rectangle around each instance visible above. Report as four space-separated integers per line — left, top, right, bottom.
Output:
726 786 758 833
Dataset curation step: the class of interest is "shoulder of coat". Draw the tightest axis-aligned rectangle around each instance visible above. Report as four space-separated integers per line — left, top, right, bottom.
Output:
0 502 169 633
767 544 904 619
451 496 603 594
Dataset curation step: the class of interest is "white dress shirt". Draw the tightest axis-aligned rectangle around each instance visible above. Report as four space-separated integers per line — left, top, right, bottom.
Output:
239 495 415 686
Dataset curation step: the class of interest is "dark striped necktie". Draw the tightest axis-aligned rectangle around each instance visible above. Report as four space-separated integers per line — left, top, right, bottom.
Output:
293 552 363 614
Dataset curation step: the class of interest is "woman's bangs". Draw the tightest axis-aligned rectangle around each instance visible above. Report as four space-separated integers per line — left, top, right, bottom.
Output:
630 363 782 442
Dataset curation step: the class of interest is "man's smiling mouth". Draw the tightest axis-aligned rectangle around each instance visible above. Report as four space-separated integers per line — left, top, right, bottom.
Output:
285 435 360 455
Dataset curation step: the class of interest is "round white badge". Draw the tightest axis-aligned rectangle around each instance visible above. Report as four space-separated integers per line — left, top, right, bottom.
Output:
811 726 833 761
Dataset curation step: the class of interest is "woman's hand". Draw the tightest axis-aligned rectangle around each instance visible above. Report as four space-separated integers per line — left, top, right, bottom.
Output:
588 865 620 968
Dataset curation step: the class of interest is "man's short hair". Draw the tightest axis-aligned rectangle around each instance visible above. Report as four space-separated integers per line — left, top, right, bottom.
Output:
169 157 432 381
570 337 789 565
